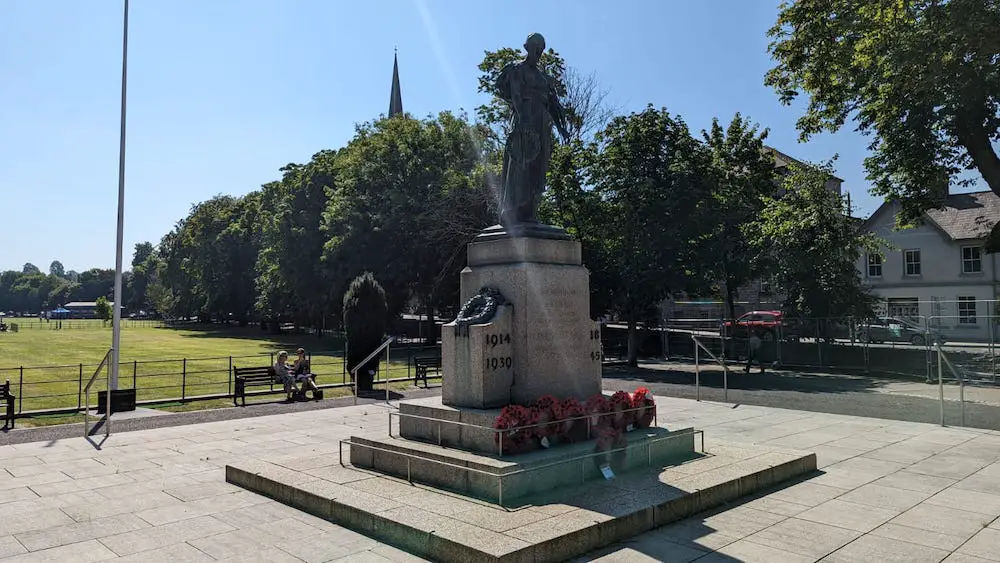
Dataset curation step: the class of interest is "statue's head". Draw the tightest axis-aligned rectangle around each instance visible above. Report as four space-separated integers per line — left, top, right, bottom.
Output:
524 33 545 61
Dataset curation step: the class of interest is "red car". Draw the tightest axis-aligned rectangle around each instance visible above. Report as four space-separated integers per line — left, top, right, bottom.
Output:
720 311 783 341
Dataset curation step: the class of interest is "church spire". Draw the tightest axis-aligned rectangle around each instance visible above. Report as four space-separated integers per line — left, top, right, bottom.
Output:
388 48 403 118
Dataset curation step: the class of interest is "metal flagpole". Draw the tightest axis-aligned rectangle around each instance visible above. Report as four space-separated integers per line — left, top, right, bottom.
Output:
110 0 129 391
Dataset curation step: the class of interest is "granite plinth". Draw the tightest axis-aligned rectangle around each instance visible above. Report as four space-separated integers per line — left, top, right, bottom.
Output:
227 440 818 563
475 223 574 243
446 236 601 407
350 425 697 504
442 303 515 408
467 232 581 265
398 396 501 455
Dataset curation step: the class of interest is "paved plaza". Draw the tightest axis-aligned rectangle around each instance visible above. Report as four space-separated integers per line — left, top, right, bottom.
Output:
1 393 999 562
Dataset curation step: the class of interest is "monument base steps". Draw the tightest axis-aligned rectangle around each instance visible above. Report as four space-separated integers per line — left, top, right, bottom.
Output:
227 440 816 563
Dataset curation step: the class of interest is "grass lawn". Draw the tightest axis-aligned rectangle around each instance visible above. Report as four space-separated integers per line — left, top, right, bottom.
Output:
0 319 433 414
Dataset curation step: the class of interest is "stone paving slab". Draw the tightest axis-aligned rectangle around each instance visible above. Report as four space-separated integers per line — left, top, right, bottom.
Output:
1 393 1000 561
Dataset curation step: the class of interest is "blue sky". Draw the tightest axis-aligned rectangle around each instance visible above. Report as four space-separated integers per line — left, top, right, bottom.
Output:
3 0 885 272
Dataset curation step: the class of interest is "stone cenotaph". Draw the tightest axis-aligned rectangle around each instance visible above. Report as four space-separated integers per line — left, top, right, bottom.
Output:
439 31 602 409
387 32 602 448
344 35 691 499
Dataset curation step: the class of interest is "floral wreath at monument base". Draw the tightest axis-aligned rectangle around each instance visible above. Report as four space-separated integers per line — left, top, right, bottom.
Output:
492 387 656 460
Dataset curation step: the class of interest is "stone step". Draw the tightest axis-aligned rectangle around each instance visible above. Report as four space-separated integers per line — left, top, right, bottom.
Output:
349 426 699 504
226 440 817 563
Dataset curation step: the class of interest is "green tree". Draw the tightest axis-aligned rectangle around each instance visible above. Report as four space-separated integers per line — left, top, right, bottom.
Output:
766 0 1000 247
538 139 615 317
343 272 387 392
697 114 777 322
155 195 262 324
76 269 115 302
49 261 65 278
752 161 878 321
257 152 338 333
94 296 112 324
22 263 39 275
125 242 154 314
589 106 714 366
324 112 491 341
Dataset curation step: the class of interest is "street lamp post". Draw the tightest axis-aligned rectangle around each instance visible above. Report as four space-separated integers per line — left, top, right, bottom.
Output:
110 0 129 390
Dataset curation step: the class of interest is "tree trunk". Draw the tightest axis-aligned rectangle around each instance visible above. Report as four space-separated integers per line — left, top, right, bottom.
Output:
725 282 737 325
626 315 639 368
424 300 436 346
956 116 1000 252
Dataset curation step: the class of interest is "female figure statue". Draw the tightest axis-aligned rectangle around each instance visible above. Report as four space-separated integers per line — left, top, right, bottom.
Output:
496 33 571 227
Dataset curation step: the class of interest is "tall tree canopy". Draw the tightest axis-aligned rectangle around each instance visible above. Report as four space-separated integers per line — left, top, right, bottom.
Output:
697 114 777 321
752 161 878 320
589 106 714 365
766 0 1000 246
324 112 492 337
256 153 336 331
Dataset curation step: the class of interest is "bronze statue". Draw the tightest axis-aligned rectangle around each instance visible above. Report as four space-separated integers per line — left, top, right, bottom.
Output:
496 33 571 227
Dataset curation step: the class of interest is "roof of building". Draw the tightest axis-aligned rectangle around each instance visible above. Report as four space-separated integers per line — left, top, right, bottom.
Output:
923 191 1000 241
63 301 116 308
863 190 1000 241
764 146 844 182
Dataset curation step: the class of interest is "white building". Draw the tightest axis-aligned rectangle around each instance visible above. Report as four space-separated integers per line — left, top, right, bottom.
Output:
859 191 1000 341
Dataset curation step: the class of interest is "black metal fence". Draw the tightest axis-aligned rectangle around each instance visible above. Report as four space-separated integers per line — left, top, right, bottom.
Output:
0 345 442 419
599 319 1000 384
2 319 168 330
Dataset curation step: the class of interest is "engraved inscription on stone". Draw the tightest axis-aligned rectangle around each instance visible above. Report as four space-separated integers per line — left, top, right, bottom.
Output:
589 326 602 363
482 331 513 372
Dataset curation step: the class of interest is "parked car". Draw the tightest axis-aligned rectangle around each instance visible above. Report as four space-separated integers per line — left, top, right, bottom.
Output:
781 317 855 343
720 311 783 341
856 317 943 346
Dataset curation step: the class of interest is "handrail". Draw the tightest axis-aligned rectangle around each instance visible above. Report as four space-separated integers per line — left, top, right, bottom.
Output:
349 337 394 405
934 342 966 427
83 349 113 438
692 335 730 402
84 349 112 393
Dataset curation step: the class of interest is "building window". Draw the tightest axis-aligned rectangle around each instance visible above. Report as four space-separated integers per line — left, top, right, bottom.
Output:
759 279 772 296
887 297 919 321
867 254 883 277
958 297 977 324
904 249 921 276
962 246 983 274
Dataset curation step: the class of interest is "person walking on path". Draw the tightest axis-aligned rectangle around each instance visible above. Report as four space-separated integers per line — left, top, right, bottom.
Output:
745 330 765 374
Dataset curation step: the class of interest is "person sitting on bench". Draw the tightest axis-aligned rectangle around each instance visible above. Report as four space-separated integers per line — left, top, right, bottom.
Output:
273 351 299 401
293 348 321 398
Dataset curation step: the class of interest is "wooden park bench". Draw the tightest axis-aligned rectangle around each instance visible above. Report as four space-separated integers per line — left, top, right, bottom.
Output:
413 356 442 388
233 366 275 407
2 379 15 429
233 365 322 406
